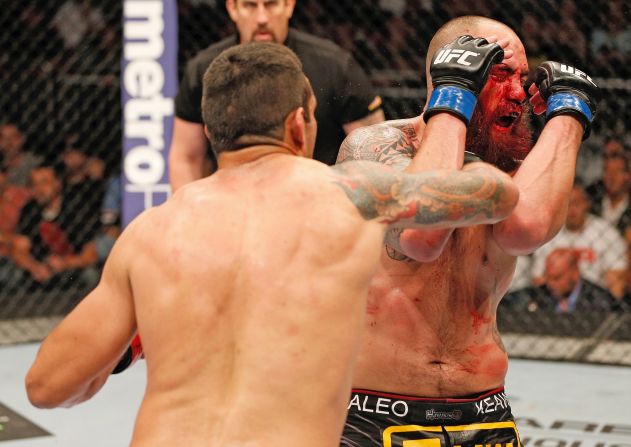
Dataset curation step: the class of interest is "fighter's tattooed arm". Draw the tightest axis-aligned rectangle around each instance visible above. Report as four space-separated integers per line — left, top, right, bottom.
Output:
336 120 420 170
330 161 518 229
337 121 422 259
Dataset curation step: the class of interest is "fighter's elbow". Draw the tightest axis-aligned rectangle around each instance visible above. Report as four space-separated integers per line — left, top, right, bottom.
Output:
467 163 519 220
493 216 554 255
494 179 520 220
25 373 60 409
399 229 452 262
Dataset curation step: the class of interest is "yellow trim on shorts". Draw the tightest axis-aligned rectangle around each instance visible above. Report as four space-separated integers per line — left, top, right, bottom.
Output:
383 421 521 447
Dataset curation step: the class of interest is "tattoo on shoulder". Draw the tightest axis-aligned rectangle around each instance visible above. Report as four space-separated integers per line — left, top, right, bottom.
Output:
337 123 419 170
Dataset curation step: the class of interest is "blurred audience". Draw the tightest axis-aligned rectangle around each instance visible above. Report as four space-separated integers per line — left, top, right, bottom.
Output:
590 0 631 76
530 183 628 299
95 173 122 265
0 165 31 252
586 150 631 235
505 248 621 313
51 0 104 50
0 123 42 187
576 137 626 187
0 165 31 291
12 165 100 292
59 139 105 237
554 0 588 65
2 0 631 316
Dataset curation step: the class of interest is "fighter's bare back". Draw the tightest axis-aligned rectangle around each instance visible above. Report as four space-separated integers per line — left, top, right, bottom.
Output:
127 155 385 446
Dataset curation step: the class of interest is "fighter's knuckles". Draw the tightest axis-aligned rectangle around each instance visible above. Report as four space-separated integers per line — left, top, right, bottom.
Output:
535 61 600 139
425 35 505 125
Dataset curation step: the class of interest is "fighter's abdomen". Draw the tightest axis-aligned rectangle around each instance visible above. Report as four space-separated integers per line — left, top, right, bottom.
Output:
355 226 513 397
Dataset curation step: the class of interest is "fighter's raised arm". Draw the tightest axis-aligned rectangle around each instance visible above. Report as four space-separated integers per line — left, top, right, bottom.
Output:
330 160 517 229
492 61 600 254
337 35 508 261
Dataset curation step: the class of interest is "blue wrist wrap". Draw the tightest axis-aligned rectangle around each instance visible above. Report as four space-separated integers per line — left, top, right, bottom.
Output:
425 86 477 124
546 93 592 123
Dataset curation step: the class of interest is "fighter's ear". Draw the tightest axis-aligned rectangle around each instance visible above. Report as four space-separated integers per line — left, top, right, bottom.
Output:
226 0 238 22
285 107 306 152
284 0 296 18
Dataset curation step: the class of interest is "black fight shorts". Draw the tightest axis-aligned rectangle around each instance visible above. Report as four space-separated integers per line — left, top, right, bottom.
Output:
341 387 521 447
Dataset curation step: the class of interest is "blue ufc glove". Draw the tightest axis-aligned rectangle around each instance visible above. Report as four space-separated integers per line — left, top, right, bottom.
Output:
535 61 600 139
424 35 504 125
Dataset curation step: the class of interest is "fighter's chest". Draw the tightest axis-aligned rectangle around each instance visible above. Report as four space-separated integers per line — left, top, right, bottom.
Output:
370 227 507 305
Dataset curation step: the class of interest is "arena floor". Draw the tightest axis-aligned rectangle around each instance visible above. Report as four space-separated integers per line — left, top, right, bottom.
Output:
0 343 629 446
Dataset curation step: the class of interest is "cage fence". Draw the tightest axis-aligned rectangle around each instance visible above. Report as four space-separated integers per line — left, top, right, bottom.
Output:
1 0 630 364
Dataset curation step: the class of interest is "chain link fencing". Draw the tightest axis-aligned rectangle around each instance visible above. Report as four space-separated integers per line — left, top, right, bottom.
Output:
1 0 630 362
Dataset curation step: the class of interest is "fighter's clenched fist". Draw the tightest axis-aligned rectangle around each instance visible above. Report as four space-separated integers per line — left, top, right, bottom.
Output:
530 61 600 139
424 35 505 124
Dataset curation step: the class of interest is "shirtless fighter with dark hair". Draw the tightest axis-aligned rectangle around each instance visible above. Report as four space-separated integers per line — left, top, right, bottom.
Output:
338 16 599 446
25 42 518 446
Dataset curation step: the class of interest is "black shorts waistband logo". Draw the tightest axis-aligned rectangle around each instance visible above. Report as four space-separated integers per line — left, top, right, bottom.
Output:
348 394 409 417
475 391 508 415
425 408 463 421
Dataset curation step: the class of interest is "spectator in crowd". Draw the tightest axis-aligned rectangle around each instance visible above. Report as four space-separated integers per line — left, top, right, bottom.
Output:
505 248 619 313
384 14 424 72
586 151 631 234
577 136 627 187
59 141 104 237
169 0 385 190
95 173 121 265
0 165 31 292
12 165 100 292
519 9 549 68
590 0 631 76
531 183 628 299
0 123 42 187
581 137 626 190
51 0 104 50
0 164 31 251
590 0 631 56
554 0 588 65
88 153 121 270
18 5 65 71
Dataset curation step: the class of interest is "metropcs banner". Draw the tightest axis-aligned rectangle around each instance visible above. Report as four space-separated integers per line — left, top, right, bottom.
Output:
121 0 177 226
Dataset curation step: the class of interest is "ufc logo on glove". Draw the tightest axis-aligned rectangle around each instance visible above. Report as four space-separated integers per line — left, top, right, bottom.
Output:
434 49 480 66
559 64 597 86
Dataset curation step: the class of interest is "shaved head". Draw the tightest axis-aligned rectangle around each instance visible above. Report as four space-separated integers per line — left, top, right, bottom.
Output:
426 16 521 89
424 16 531 172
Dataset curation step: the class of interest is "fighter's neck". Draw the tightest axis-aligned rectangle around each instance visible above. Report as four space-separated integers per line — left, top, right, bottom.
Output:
218 144 298 169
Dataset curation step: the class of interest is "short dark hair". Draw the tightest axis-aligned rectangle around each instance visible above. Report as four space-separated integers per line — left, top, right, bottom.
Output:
201 42 311 154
